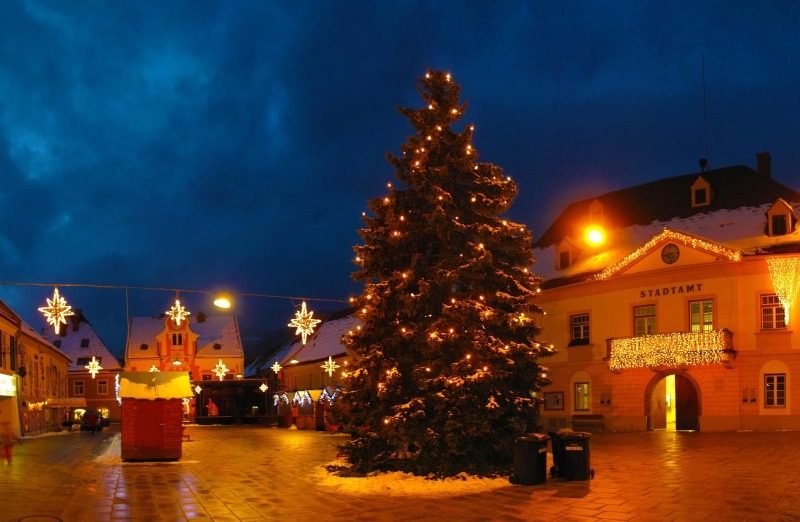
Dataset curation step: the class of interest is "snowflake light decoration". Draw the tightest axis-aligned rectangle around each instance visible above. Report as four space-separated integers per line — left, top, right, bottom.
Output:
320 356 341 377
288 301 321 345
259 383 269 393
212 359 229 381
85 356 103 379
271 361 282 374
166 298 190 326
194 385 203 394
38 288 75 335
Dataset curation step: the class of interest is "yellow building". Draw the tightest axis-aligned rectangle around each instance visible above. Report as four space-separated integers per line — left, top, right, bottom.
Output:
535 154 800 432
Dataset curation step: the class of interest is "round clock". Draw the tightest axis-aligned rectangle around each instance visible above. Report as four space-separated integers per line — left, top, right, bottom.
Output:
661 243 680 264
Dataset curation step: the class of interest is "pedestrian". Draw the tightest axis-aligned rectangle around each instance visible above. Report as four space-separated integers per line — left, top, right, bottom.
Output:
83 410 99 434
0 421 18 464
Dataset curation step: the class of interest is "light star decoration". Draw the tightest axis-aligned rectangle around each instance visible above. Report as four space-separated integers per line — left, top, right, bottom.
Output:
148 365 160 373
320 356 341 377
212 359 229 381
288 301 321 345
166 298 190 326
259 383 269 393
194 385 203 394
271 361 282 374
38 287 75 335
85 356 103 379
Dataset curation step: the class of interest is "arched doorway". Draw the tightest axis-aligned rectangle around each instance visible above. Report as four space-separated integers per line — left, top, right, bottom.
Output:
646 372 700 431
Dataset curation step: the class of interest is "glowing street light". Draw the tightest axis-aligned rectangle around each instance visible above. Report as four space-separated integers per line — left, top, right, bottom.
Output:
585 225 606 247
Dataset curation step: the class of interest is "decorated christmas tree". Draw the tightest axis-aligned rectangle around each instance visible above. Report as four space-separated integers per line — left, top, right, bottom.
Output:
336 70 553 477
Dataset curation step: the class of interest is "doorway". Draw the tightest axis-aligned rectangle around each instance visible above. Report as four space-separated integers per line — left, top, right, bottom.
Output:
647 373 699 431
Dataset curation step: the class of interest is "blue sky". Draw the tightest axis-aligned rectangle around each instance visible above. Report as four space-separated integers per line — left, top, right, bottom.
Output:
1 1 799 352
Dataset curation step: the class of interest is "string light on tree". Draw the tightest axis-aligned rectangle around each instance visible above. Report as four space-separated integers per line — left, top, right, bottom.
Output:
288 301 322 344
212 359 229 381
166 298 191 326
85 356 103 379
320 356 341 377
38 287 75 335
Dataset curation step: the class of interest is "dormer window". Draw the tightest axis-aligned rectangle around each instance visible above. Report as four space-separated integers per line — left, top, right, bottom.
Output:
559 250 571 269
767 198 794 236
691 176 712 208
557 238 577 270
80 339 90 348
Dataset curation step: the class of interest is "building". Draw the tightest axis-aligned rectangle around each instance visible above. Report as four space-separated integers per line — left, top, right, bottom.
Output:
535 153 800 432
124 310 245 421
46 311 122 424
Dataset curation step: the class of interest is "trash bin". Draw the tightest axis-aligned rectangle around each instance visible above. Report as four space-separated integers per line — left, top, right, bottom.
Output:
561 431 592 480
511 433 549 485
549 431 567 478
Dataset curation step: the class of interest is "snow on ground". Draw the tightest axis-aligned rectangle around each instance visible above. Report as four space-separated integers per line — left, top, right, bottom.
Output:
313 458 511 496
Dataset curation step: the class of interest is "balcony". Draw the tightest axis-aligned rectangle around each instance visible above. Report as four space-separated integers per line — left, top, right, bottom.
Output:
606 329 735 371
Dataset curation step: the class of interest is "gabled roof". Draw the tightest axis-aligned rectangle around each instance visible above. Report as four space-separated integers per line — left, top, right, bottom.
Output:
536 165 800 248
126 314 243 359
43 314 119 370
280 315 359 366
20 320 71 363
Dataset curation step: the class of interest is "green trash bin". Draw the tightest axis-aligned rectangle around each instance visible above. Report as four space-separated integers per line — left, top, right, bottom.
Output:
561 431 593 480
511 433 549 485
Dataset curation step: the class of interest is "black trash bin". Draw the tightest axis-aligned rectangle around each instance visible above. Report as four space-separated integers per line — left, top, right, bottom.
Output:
548 431 568 478
511 433 549 485
561 431 592 480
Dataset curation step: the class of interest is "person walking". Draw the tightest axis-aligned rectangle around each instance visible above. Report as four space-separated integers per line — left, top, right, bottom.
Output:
0 421 19 464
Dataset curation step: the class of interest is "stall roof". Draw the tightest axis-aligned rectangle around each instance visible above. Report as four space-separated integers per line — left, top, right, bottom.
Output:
118 372 193 399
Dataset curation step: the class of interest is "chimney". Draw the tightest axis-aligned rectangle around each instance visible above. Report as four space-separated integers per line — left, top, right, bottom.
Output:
71 309 84 332
756 152 771 178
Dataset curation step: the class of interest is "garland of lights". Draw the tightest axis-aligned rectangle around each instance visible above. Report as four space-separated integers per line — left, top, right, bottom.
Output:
292 390 312 406
273 392 289 406
767 257 800 325
115 374 121 405
320 387 339 404
609 330 729 370
595 229 742 281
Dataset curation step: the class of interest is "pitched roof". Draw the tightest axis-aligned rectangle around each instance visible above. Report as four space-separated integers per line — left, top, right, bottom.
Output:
43 315 119 370
536 165 800 248
280 315 358 365
126 314 243 359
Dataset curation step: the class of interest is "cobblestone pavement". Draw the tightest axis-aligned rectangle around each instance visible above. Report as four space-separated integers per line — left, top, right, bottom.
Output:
1 425 799 521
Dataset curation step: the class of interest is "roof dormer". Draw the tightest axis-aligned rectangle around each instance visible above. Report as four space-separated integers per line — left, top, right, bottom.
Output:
557 238 580 270
766 198 795 236
691 176 712 208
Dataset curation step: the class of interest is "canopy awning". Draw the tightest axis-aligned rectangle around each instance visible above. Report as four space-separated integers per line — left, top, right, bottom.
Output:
118 371 193 399
47 397 88 408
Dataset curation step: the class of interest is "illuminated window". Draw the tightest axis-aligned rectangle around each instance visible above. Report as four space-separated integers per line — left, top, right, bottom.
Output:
569 314 590 346
634 305 655 336
73 380 85 396
761 294 786 330
764 373 786 407
574 382 590 411
97 380 108 395
689 300 713 332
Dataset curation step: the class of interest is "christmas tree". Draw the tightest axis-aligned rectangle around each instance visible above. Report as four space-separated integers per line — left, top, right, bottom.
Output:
336 70 553 477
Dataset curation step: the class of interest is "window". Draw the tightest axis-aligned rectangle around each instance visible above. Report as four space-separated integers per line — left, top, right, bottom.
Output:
634 305 656 336
53 340 62 348
691 176 711 208
574 382 590 411
694 188 707 205
764 373 786 407
761 294 786 330
689 300 713 332
76 357 100 366
172 333 183 346
559 250 570 269
771 215 788 236
80 339 90 348
97 380 108 395
202 374 212 381
73 380 85 395
569 314 590 346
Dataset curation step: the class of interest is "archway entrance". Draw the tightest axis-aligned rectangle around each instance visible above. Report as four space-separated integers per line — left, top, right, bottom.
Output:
647 373 699 431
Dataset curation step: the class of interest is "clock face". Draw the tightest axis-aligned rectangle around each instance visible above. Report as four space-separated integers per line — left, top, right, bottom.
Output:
661 243 680 264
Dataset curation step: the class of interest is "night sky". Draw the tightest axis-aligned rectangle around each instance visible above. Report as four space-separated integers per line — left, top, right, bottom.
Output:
2 1 799 354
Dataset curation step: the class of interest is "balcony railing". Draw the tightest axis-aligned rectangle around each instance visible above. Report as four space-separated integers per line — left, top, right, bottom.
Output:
606 329 735 371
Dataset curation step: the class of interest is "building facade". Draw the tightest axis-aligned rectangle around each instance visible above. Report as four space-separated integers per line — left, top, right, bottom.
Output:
535 154 800 432
47 311 122 424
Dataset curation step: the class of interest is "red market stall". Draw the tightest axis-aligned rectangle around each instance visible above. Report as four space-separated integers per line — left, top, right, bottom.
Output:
119 372 192 461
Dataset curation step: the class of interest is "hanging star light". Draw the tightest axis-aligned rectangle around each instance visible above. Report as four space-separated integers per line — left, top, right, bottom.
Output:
85 356 103 379
194 385 203 394
271 361 282 374
288 301 322 344
212 359 229 381
38 287 75 335
166 298 191 326
320 356 341 377
259 383 269 393
148 365 160 373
